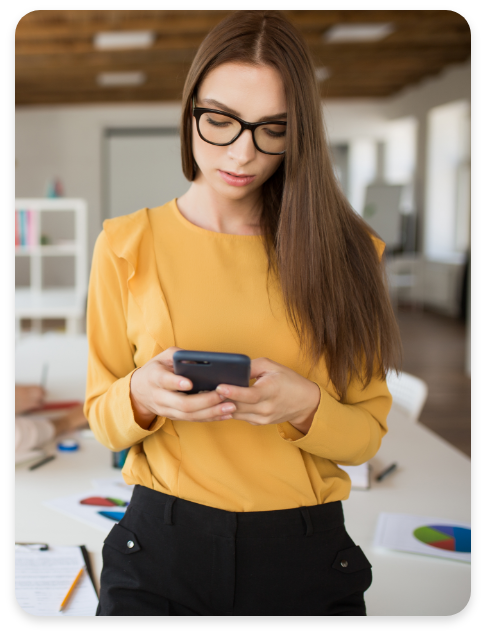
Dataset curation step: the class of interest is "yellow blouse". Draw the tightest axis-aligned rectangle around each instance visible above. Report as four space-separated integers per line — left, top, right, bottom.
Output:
84 199 391 512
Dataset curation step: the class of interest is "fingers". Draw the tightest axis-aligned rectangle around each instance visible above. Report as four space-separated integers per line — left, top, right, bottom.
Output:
153 368 231 418
216 383 261 404
162 386 239 422
15 385 45 413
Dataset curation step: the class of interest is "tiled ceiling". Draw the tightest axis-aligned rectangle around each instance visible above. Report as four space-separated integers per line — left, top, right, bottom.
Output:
15 10 471 105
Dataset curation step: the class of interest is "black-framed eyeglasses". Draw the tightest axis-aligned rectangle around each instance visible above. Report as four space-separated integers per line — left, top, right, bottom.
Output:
192 96 286 156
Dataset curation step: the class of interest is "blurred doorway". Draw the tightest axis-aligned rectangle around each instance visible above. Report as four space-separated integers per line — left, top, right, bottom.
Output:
103 128 190 220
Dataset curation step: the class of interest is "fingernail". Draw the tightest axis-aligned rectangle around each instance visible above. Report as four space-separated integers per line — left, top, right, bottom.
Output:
222 415 233 420
179 380 191 389
217 386 229 395
222 404 235 413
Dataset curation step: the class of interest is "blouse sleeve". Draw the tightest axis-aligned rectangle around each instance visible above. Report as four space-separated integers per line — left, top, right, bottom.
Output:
276 372 391 465
84 231 166 451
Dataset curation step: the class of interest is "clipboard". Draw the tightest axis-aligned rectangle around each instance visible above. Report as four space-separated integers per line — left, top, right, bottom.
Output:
15 543 99 616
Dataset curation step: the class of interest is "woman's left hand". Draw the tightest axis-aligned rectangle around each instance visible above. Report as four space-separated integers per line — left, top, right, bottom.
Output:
216 358 321 434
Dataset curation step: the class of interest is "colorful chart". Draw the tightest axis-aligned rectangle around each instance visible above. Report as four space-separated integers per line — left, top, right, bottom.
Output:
80 496 128 507
98 511 125 522
413 525 471 553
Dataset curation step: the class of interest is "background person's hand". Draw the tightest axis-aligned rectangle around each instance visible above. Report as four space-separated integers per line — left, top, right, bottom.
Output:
216 357 321 434
52 404 89 436
15 385 45 414
129 346 237 429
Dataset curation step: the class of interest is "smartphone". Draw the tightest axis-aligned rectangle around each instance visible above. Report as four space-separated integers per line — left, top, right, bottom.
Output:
173 350 251 395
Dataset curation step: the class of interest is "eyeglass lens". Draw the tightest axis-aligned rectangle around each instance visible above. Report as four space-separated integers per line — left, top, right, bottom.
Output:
198 112 286 154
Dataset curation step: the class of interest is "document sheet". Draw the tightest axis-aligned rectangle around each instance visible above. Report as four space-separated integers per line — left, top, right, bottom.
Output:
15 545 98 616
373 512 471 563
338 462 370 490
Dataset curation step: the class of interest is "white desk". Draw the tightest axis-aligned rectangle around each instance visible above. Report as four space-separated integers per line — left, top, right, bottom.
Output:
343 405 470 616
15 334 471 615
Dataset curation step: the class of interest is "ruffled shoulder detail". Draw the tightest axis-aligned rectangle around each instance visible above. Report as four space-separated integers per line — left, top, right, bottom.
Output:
370 234 386 261
103 208 151 264
103 207 175 353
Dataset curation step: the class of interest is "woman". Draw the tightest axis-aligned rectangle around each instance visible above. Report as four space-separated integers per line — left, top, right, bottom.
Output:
85 10 401 616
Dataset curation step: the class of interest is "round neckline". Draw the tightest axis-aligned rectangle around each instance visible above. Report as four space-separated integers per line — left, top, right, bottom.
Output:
171 198 263 240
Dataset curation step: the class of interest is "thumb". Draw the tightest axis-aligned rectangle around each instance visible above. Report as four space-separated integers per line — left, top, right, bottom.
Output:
250 357 275 379
154 346 183 367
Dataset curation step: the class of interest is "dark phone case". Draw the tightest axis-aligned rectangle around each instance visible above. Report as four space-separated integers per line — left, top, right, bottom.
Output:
173 350 251 395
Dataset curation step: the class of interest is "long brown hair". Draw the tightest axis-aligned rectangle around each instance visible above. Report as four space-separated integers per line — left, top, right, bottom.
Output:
180 10 402 400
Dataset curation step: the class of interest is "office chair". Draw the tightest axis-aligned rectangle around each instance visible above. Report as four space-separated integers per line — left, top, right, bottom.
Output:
386 370 428 420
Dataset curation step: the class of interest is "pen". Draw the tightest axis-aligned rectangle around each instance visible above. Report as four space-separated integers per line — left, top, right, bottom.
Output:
59 566 85 612
29 455 56 471
376 462 398 482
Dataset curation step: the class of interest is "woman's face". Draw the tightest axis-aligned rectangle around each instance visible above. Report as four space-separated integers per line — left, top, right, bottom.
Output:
191 63 286 202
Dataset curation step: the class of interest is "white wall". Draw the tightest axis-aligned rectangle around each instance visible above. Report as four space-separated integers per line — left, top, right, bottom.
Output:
15 103 182 265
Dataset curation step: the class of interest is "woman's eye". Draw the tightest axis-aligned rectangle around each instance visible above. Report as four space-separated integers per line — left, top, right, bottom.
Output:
207 117 231 127
263 127 286 138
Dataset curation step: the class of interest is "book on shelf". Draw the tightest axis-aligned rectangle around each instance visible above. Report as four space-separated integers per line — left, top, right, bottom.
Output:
15 209 37 247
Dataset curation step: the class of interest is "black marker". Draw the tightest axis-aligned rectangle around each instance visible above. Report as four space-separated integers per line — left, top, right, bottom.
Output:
376 462 398 482
29 455 56 471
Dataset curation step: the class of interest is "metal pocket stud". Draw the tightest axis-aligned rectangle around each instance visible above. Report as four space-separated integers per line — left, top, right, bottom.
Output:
127 540 135 549
340 560 348 568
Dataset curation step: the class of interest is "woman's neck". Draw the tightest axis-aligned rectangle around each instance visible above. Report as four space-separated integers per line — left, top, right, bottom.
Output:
177 181 262 236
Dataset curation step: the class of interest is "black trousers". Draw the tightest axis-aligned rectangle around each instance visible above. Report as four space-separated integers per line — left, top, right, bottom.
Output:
97 485 372 616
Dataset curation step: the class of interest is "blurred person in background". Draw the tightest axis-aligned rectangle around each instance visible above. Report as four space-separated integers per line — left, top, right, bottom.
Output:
15 384 88 457
86 10 401 616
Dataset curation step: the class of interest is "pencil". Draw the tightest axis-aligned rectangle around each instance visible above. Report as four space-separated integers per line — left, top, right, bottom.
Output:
59 566 85 612
29 455 56 470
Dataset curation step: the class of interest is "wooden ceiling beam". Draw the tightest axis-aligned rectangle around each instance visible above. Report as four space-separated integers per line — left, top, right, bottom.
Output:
17 9 467 40
310 45 470 63
16 57 451 83
16 77 184 93
15 42 470 72
16 34 205 56
17 87 396 106
15 48 196 70
287 9 467 28
16 12 230 40
16 90 185 105
16 29 470 57
17 70 431 95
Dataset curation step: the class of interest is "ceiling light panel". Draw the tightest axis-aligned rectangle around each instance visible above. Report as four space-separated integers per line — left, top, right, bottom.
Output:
93 31 155 49
97 72 147 87
315 66 331 82
323 23 395 43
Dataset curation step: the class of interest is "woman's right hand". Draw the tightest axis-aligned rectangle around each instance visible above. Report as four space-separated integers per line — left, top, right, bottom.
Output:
129 346 236 429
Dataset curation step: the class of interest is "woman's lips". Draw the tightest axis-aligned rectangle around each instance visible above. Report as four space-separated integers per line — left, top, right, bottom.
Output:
218 170 256 187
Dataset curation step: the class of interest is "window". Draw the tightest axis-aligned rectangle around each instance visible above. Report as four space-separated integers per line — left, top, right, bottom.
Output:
424 100 470 260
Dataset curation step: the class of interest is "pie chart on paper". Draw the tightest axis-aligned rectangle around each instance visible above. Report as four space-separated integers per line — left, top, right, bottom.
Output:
413 525 471 553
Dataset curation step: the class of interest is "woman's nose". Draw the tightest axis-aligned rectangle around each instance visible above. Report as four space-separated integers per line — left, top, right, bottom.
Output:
227 129 257 165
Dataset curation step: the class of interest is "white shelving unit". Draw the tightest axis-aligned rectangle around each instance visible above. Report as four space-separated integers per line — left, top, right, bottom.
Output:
15 198 88 336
